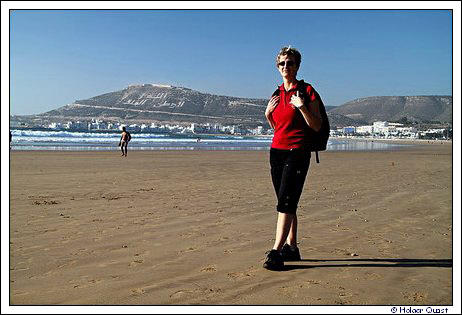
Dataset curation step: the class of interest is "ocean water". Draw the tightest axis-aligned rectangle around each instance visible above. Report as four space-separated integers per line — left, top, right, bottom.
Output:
9 129 407 151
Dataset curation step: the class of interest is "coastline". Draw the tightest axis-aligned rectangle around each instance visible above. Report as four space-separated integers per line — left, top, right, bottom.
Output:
9 144 452 305
329 135 453 145
10 127 451 152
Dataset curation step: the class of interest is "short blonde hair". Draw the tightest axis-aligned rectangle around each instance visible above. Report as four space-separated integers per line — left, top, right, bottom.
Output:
276 46 302 69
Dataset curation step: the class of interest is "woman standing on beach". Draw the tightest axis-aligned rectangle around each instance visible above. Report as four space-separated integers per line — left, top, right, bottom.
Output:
263 46 323 270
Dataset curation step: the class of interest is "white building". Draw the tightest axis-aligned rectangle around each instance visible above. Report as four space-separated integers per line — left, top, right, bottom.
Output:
373 121 389 128
356 125 374 134
372 121 396 135
396 126 417 133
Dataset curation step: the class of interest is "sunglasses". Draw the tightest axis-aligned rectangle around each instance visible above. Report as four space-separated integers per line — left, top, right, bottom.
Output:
278 60 295 67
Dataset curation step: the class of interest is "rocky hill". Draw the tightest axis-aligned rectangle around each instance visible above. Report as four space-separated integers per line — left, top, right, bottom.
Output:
39 84 452 127
42 84 269 127
329 95 452 124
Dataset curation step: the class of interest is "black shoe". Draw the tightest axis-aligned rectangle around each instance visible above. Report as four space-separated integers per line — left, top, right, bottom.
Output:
281 244 301 261
263 250 284 270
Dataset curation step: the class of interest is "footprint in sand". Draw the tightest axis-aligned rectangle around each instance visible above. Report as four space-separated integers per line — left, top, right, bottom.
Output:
137 188 155 192
338 290 355 300
179 247 197 253
179 232 194 238
200 265 217 272
227 267 257 280
71 279 102 289
129 260 144 267
131 288 146 296
403 291 428 303
88 279 101 284
32 200 60 205
169 289 201 299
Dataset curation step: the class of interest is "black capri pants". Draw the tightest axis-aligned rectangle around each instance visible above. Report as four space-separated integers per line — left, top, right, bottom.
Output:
270 147 311 214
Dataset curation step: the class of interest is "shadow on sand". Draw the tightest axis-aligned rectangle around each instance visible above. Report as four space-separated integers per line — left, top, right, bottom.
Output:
283 258 452 271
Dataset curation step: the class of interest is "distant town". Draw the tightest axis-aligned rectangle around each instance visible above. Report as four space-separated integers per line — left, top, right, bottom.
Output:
10 117 452 141
331 121 452 141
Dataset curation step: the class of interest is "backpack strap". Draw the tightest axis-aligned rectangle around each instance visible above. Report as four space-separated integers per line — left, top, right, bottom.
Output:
296 80 309 98
315 151 320 164
272 86 281 97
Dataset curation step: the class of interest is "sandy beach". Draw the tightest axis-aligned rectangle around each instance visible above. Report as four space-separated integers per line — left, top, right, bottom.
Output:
9 143 453 305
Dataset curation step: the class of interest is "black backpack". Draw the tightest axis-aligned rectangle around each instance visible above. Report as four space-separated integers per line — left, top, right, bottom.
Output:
272 80 330 163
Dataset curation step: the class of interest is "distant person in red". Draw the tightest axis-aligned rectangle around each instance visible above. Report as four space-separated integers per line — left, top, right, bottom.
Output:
263 46 323 270
118 126 131 157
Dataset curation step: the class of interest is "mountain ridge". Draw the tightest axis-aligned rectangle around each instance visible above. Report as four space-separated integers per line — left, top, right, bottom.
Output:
329 95 452 124
39 84 452 127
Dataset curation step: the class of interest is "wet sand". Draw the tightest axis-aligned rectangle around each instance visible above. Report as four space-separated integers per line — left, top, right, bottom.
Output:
9 143 453 305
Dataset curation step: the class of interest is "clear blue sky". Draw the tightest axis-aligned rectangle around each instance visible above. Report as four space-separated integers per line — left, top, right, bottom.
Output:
10 9 453 115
